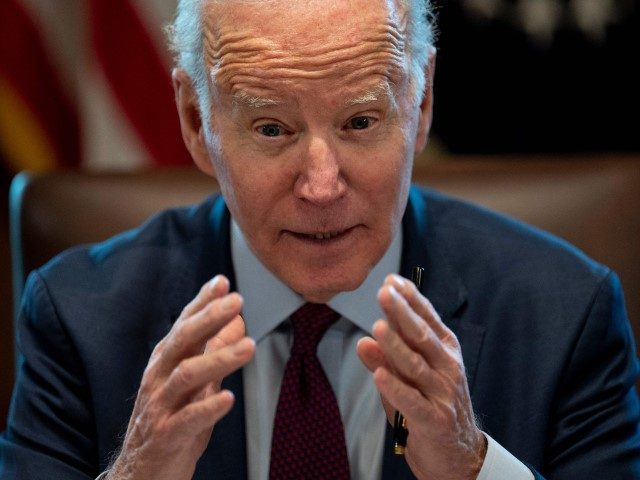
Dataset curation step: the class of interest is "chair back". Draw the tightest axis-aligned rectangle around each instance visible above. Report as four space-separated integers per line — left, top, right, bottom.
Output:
8 156 640 368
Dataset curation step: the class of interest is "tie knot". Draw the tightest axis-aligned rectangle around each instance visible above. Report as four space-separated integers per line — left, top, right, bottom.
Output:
290 303 340 356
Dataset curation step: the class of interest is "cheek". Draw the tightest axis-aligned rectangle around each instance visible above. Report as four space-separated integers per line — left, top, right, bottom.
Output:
356 143 412 210
213 154 290 240
361 150 413 241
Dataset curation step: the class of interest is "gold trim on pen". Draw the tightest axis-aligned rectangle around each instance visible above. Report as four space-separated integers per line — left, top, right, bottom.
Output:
392 266 424 456
394 444 406 455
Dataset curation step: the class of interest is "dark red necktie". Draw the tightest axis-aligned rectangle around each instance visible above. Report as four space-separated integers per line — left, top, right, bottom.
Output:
269 303 350 479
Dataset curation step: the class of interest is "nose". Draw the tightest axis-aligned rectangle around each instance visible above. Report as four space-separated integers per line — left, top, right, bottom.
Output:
294 135 346 206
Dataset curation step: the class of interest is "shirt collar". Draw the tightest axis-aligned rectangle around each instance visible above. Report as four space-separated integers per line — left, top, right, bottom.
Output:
231 220 402 342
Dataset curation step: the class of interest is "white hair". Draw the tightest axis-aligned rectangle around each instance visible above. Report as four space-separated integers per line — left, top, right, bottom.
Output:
167 0 436 118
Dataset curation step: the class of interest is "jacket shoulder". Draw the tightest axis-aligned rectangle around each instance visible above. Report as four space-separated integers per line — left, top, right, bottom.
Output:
38 195 221 286
416 186 610 289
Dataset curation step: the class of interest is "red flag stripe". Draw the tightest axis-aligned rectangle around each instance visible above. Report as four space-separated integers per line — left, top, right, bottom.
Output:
0 0 80 169
89 0 191 167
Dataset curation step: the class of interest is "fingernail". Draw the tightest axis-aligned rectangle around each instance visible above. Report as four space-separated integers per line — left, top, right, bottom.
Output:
210 275 230 293
208 276 220 291
221 294 236 312
372 319 387 334
391 275 405 290
235 337 255 353
388 285 399 300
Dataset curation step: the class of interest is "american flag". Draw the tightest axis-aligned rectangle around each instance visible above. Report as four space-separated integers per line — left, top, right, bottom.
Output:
0 0 191 172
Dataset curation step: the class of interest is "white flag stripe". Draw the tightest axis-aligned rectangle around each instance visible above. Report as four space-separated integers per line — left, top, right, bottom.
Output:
18 0 84 103
6 0 192 170
132 0 178 69
80 63 150 171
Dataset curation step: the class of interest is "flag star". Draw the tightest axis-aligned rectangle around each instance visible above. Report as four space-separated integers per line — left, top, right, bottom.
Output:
517 0 564 47
459 0 629 49
570 0 619 43
462 0 505 22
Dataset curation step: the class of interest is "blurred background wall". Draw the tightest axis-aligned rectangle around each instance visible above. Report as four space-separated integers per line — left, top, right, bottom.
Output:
1 0 639 429
435 0 640 153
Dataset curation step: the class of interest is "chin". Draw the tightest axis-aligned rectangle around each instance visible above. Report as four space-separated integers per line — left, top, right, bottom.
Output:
288 267 369 303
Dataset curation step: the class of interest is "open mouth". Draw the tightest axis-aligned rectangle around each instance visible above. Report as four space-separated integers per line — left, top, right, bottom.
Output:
305 230 346 240
288 226 354 242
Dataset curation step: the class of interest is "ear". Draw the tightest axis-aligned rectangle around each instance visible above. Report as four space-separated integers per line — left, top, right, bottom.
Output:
172 68 216 177
414 47 436 155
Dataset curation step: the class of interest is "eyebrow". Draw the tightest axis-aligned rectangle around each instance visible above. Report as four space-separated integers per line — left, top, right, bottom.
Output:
345 82 394 107
230 82 394 109
232 91 281 109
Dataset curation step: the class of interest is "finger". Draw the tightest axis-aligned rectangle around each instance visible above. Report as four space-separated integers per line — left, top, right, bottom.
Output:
161 336 255 409
372 319 441 395
157 293 243 377
150 277 230 362
205 315 246 352
378 394 396 425
356 337 405 424
384 274 451 340
180 275 230 320
373 366 432 427
204 315 248 393
166 315 246 404
356 336 389 373
378 285 448 370
150 276 232 364
168 389 236 436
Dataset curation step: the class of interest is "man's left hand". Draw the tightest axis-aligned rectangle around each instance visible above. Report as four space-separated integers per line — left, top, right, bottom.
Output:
357 274 486 480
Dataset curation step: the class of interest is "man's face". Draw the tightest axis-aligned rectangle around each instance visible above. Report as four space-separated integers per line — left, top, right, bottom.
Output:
183 0 432 303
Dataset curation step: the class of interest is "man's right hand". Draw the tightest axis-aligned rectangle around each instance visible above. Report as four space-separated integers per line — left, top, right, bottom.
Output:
106 275 255 480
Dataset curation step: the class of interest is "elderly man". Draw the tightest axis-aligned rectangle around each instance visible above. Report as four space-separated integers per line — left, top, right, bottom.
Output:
1 0 639 479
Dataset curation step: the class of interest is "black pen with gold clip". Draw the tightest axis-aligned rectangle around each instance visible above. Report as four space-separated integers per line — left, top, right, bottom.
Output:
393 266 424 455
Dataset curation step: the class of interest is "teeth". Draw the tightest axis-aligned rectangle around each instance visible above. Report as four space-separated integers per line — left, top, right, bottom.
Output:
308 230 342 240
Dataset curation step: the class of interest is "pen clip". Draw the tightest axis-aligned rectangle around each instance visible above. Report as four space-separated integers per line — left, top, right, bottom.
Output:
411 266 424 290
393 266 424 455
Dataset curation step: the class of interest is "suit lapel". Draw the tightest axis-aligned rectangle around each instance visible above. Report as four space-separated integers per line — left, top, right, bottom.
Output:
399 187 485 389
147 196 247 480
194 369 247 479
382 188 486 479
194 197 248 479
399 187 467 320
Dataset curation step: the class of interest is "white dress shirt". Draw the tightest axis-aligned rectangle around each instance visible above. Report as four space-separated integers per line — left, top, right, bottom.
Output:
96 218 533 480
232 220 534 480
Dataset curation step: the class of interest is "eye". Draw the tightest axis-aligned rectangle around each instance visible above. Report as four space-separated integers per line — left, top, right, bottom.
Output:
259 124 283 137
349 116 371 130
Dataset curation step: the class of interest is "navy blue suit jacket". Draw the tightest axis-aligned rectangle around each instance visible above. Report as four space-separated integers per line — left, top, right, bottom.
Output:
2 186 639 479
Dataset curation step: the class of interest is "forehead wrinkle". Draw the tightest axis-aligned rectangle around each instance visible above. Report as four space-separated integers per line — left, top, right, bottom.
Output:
221 66 402 107
207 23 408 87
216 47 406 86
212 22 404 61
